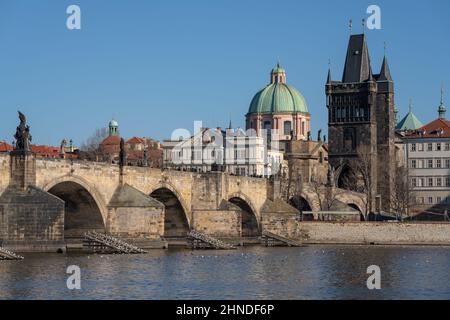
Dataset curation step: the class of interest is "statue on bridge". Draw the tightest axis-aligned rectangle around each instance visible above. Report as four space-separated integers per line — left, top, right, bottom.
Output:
119 138 127 167
14 111 32 152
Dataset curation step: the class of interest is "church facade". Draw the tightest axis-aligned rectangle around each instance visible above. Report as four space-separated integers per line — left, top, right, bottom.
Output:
246 63 311 152
326 34 396 213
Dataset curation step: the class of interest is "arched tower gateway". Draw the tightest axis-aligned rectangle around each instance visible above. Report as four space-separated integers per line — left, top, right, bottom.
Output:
326 34 396 213
246 63 311 152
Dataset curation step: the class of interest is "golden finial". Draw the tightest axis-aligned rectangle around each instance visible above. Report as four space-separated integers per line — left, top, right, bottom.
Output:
349 19 353 35
362 18 365 34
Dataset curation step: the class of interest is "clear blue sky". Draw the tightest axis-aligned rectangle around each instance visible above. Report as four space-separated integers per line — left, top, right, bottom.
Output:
0 0 449 146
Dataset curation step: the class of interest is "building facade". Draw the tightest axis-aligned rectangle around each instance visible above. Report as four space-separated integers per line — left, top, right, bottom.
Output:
326 33 396 212
163 127 284 177
403 93 450 216
97 119 163 167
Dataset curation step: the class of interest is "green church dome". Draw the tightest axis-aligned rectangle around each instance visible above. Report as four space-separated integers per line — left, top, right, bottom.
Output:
248 63 309 114
248 83 309 114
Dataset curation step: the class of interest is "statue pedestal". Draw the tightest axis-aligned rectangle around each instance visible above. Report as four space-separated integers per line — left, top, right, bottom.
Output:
9 150 36 191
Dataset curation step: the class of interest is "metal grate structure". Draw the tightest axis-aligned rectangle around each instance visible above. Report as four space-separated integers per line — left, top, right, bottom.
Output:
0 247 24 260
187 230 236 250
261 230 303 247
83 231 147 254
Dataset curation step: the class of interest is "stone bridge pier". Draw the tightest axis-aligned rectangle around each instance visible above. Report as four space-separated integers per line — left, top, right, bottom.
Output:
0 153 365 252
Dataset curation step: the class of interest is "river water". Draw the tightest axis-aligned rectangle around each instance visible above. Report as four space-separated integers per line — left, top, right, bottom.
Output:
0 245 449 300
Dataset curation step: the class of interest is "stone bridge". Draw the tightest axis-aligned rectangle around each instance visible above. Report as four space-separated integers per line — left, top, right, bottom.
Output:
0 153 365 250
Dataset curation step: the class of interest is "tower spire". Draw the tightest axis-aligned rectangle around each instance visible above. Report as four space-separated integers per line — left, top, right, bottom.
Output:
326 59 332 84
438 83 446 119
348 19 353 35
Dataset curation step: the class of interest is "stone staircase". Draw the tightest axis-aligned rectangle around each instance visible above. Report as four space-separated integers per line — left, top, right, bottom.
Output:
261 230 303 247
83 231 147 254
0 247 24 260
187 230 236 250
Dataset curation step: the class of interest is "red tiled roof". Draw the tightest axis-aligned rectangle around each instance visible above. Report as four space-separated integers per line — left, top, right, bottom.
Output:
101 135 121 146
127 137 145 144
0 142 13 152
32 145 60 157
404 118 450 139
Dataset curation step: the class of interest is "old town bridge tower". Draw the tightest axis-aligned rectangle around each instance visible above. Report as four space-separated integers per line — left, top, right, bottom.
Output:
326 34 396 213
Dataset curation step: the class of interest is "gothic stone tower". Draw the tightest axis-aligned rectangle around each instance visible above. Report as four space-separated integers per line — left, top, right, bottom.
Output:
326 34 395 213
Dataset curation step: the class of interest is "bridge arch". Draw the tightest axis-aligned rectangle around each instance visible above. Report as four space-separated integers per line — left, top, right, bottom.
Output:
149 184 190 238
43 176 108 239
228 192 260 237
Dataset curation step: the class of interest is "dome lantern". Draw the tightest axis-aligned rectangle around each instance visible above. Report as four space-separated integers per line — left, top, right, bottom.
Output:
271 62 286 84
109 118 119 136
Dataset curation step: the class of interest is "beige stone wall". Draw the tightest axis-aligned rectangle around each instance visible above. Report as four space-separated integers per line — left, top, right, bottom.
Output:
262 215 450 245
192 209 241 237
0 154 10 194
107 207 164 239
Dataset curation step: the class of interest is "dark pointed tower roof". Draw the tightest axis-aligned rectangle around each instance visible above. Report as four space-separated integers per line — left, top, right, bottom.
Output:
342 34 371 83
367 65 374 82
378 55 393 81
326 67 332 84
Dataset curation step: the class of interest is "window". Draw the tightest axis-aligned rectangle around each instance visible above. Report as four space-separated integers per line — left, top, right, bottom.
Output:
447 177 450 187
428 159 433 168
411 143 416 152
437 159 442 168
437 178 442 187
419 178 425 187
411 160 417 168
427 143 433 151
418 143 424 152
411 178 417 187
284 121 292 136
428 178 433 187
446 159 450 168
437 197 442 203
264 121 271 130
428 197 433 204
446 143 450 151
437 143 441 151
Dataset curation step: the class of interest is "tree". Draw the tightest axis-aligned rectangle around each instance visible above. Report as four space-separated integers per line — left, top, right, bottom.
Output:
80 127 109 151
310 174 344 216
355 145 375 218
280 162 303 204
391 165 416 221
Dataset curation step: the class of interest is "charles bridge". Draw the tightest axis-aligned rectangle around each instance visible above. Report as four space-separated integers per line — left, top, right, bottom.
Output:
0 150 367 251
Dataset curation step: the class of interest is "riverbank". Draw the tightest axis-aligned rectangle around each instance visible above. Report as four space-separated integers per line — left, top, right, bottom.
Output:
264 220 450 246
